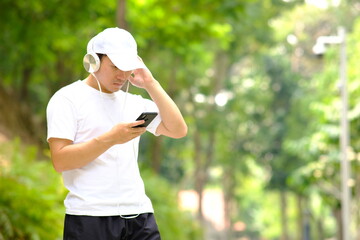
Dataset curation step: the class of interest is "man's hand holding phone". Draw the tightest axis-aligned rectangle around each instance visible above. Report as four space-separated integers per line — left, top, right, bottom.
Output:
132 112 158 128
98 112 158 145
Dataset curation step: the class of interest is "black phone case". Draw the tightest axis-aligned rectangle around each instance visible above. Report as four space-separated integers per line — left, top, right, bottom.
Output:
133 112 158 128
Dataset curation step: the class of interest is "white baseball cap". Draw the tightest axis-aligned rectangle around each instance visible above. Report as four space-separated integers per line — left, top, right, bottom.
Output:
87 27 146 71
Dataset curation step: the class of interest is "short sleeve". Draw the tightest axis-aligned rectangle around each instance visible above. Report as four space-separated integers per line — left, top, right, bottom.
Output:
141 98 162 136
46 93 77 142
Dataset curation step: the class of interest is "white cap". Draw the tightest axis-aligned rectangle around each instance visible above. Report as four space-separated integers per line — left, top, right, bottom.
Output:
87 27 146 71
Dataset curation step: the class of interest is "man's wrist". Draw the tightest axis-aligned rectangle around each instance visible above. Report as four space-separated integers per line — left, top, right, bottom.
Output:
94 135 114 147
144 79 160 92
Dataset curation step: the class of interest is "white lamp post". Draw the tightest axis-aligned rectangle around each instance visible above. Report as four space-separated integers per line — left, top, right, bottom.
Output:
313 27 351 240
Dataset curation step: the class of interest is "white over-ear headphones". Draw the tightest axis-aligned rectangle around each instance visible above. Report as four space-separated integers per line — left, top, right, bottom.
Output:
82 35 130 116
83 38 100 73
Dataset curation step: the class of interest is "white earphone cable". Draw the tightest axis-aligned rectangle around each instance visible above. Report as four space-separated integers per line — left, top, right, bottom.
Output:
91 73 129 118
91 72 140 217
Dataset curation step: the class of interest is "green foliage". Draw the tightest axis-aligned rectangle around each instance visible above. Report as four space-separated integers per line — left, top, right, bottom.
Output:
141 168 203 239
0 139 65 240
0 138 202 239
1 0 360 238
267 2 360 238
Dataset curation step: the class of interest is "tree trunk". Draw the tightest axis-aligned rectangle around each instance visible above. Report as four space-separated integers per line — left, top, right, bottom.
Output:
316 218 324 240
223 167 236 240
0 86 42 145
280 190 289 240
20 66 32 101
116 0 128 30
333 208 342 240
296 194 304 240
150 136 162 173
192 50 229 231
194 130 204 221
302 198 311 240
356 173 360 240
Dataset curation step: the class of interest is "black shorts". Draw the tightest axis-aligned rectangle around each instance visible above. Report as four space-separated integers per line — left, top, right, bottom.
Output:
63 213 161 240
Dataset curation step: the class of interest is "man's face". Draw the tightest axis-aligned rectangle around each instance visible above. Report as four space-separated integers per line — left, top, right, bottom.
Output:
95 56 133 93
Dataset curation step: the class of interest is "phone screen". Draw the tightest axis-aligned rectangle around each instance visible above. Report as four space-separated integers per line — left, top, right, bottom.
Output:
133 112 158 128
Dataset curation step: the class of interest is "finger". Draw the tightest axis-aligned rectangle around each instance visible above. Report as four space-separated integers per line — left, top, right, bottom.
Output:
129 120 145 128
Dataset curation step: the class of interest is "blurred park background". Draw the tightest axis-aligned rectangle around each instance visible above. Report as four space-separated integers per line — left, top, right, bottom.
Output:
1 0 360 239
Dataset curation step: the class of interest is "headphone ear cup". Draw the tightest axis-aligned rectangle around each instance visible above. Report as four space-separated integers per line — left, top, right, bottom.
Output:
83 53 100 73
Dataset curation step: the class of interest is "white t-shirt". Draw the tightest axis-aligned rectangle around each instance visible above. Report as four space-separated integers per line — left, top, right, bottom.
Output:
46 80 161 216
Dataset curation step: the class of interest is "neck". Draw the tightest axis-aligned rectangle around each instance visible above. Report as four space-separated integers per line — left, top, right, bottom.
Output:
85 74 102 92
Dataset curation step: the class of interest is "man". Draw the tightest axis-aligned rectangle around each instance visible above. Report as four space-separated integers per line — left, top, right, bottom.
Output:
46 27 187 240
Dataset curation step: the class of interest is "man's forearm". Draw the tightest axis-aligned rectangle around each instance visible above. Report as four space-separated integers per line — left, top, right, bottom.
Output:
50 137 114 172
50 122 146 172
145 80 187 138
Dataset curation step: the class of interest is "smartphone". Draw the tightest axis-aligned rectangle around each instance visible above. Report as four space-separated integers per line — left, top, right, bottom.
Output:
132 112 158 128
